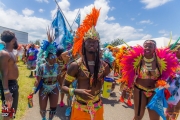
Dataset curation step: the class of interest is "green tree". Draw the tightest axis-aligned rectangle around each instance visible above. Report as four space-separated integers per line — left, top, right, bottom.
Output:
34 39 40 46
110 38 124 46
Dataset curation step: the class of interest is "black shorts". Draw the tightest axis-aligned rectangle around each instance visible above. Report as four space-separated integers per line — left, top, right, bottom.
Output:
0 80 19 112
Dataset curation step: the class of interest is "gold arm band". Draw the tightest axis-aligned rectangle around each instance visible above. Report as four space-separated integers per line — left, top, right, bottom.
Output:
65 74 76 83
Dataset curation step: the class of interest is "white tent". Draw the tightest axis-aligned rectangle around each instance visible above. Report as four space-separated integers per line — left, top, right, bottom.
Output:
117 37 175 48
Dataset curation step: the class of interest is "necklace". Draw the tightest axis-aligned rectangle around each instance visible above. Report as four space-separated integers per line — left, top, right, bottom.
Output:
88 61 95 66
143 56 155 71
143 57 154 63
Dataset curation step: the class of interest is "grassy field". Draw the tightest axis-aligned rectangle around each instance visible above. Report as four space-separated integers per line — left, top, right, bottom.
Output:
0 61 35 120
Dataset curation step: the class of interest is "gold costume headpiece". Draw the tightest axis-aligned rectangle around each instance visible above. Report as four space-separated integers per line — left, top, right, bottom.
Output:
72 7 100 56
84 26 100 41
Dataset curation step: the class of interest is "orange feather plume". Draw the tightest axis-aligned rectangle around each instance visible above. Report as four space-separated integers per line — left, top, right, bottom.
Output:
72 7 100 56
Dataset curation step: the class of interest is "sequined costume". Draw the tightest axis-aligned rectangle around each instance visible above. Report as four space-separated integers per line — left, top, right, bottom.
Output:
36 63 60 99
120 45 178 119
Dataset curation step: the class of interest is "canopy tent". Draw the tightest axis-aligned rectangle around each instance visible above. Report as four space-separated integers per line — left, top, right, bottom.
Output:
117 37 175 48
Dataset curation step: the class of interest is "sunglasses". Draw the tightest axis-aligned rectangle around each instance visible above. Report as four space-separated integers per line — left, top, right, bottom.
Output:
49 55 57 60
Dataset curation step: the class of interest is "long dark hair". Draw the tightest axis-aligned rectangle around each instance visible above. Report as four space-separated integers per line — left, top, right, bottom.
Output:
82 41 100 87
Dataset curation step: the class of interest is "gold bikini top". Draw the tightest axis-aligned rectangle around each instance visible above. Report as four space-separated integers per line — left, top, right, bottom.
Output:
137 65 160 80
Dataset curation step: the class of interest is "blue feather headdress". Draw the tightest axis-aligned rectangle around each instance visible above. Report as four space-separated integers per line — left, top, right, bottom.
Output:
102 49 115 66
36 38 58 69
102 42 110 48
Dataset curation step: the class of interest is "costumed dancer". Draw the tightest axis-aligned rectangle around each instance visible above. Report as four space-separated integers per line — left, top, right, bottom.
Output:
62 7 111 120
56 48 65 107
121 40 178 120
61 49 79 117
112 47 120 77
22 44 28 64
102 49 115 92
116 46 133 106
32 29 60 120
166 42 180 120
27 43 38 77
16 44 24 62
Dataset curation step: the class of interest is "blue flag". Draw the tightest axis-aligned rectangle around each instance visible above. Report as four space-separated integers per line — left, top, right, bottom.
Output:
75 13 81 27
147 88 168 120
51 9 73 51
51 9 67 48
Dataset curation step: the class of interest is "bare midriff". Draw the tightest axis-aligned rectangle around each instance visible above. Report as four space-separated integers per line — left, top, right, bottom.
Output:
136 78 157 89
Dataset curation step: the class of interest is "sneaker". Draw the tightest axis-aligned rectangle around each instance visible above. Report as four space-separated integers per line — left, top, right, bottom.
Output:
119 96 124 103
127 99 133 107
59 101 65 107
65 107 71 117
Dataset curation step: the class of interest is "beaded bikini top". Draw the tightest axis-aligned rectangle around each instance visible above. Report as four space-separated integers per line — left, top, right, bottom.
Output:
37 63 59 78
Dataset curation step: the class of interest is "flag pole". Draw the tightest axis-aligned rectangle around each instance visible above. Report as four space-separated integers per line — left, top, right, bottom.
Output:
70 9 80 28
168 31 172 46
54 0 72 31
120 39 130 48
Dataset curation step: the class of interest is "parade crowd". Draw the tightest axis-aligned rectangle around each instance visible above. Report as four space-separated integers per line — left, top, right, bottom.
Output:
0 7 180 120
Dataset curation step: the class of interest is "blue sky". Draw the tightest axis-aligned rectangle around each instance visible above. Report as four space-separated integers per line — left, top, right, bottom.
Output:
0 0 179 43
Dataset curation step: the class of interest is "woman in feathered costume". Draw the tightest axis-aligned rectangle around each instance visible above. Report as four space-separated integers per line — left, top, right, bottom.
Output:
32 28 61 120
166 42 180 120
116 46 133 106
121 40 178 120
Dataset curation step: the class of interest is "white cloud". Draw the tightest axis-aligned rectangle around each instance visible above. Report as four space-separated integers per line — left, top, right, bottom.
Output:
36 0 49 3
141 34 152 39
22 8 34 16
39 9 44 13
51 0 150 43
107 16 115 21
110 7 115 11
131 18 135 21
0 5 50 41
140 0 172 9
0 0 161 43
159 30 170 37
139 20 153 24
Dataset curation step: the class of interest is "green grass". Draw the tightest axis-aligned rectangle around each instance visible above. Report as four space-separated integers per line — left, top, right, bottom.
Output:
0 61 35 120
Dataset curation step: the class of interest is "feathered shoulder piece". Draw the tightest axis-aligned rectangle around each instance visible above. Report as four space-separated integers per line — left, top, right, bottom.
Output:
102 50 115 66
116 46 127 69
120 45 144 87
72 7 100 56
156 48 178 80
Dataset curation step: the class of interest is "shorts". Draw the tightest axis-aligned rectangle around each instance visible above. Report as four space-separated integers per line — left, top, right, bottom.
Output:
27 60 36 69
0 80 19 112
